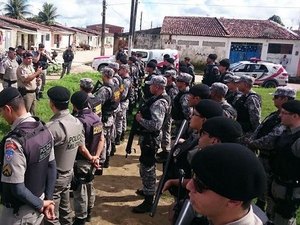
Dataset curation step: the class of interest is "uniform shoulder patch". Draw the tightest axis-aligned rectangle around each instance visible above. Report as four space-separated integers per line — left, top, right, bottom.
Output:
2 164 12 177
5 141 17 151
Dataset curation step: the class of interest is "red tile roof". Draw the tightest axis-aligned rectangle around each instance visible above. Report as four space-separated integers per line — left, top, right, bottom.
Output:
161 16 300 40
0 15 50 31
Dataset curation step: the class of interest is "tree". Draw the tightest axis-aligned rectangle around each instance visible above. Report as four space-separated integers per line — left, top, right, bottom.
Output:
268 15 285 26
2 0 31 19
37 3 59 25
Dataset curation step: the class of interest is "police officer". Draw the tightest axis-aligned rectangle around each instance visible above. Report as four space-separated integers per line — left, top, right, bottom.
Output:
0 47 19 89
224 74 242 105
79 78 102 118
15 45 25 65
115 64 132 145
142 61 157 101
17 52 43 115
94 67 119 168
234 75 261 134
171 73 193 137
71 91 105 225
210 82 237 119
184 57 195 83
202 53 219 86
270 100 300 225
243 87 296 216
0 87 56 224
132 75 170 213
45 86 86 225
186 144 266 225
218 58 233 83
60 46 74 78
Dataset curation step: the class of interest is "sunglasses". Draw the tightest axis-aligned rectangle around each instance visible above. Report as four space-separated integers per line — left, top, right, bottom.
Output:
192 174 209 193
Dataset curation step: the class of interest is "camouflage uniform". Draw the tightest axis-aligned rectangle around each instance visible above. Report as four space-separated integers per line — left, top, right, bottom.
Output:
224 75 242 106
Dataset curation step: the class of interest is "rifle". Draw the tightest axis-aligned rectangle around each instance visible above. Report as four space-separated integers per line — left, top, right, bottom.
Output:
150 119 188 217
125 113 139 158
174 200 195 225
92 80 103 94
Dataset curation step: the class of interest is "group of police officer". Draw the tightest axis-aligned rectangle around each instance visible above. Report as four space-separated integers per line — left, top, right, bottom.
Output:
0 49 300 225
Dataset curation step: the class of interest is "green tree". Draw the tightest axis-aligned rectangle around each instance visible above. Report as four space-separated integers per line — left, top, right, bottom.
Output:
2 0 31 19
37 3 59 25
268 15 285 26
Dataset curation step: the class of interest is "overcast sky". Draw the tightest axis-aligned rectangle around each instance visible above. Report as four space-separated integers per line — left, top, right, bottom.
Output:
27 0 300 30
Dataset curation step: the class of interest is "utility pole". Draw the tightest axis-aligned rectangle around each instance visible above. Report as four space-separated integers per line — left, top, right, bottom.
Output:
100 0 106 56
140 11 143 31
128 0 138 56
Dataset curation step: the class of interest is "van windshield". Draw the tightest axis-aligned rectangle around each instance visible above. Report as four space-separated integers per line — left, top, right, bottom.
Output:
136 51 148 59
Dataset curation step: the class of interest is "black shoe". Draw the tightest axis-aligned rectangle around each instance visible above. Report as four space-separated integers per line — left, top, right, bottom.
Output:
103 159 109 168
95 168 103 176
132 195 154 214
86 209 92 222
110 143 116 156
135 189 145 197
73 218 86 225
155 151 169 163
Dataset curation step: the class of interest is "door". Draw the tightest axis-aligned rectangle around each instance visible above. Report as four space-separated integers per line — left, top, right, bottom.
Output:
229 43 262 63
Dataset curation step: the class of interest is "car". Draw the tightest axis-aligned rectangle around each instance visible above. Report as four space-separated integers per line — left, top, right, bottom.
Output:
229 60 288 88
91 49 179 72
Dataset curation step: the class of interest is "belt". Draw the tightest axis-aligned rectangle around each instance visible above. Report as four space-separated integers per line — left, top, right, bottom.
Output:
25 90 36 93
4 79 17 84
57 169 71 174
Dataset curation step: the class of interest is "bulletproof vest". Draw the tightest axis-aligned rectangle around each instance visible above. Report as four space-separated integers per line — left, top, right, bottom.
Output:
202 64 219 86
226 91 240 105
63 50 73 62
121 76 132 102
221 102 237 120
142 75 154 100
1 118 53 206
171 90 188 121
270 130 300 181
256 111 281 139
53 114 83 171
88 95 102 118
34 53 48 70
234 93 258 132
101 84 120 118
75 109 102 160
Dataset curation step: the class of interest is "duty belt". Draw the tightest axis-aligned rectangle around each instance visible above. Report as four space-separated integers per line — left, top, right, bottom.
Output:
4 79 17 85
2 202 24 213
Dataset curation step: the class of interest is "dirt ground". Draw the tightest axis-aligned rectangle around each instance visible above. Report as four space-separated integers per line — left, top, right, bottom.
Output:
87 138 173 225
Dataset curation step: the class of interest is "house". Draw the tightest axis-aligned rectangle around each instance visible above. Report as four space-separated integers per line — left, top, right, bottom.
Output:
160 16 300 76
87 23 124 34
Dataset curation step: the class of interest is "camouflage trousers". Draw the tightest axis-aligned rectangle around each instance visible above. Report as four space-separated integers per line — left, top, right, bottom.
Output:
100 116 114 163
161 114 172 151
115 101 129 137
139 163 156 196
73 160 95 219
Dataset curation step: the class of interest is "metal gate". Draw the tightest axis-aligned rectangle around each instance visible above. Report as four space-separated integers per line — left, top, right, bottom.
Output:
229 42 262 63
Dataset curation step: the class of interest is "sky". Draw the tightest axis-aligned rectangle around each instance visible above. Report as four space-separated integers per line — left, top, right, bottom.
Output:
19 0 300 31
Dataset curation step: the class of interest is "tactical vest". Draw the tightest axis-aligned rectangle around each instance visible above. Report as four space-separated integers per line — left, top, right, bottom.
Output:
226 91 240 106
88 95 102 118
75 109 102 160
171 90 188 121
270 130 300 181
53 114 83 171
234 93 259 132
0 118 53 206
202 64 219 86
142 75 154 100
34 53 48 70
101 84 120 120
121 76 132 102
256 111 280 139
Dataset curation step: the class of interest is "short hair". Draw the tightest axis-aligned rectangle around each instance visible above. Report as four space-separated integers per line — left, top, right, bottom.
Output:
38 43 45 49
6 95 24 111
51 101 68 110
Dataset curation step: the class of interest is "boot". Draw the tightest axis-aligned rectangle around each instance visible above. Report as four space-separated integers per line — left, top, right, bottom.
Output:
110 143 116 156
73 217 86 225
103 156 110 168
115 135 121 145
132 195 153 213
135 189 145 197
86 208 92 222
120 131 125 141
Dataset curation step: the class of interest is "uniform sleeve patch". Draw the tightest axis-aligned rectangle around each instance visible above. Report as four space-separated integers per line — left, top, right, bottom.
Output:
5 141 17 151
5 149 14 162
2 164 12 177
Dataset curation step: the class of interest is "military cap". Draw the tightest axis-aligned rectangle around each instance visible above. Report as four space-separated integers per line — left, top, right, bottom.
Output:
164 70 177 78
282 100 300 115
272 87 296 99
80 78 94 90
119 64 130 71
47 86 70 103
71 91 88 110
208 54 217 61
194 99 224 118
202 117 243 142
102 67 115 78
166 57 175 64
0 87 21 107
223 74 240 83
145 75 167 87
210 82 228 97
176 73 193 85
23 52 33 58
218 58 230 69
108 62 120 71
191 143 267 201
189 84 210 99
146 61 157 69
237 75 255 86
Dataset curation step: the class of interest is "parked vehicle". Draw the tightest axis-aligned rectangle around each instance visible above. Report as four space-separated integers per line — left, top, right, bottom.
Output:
91 49 179 71
229 60 288 88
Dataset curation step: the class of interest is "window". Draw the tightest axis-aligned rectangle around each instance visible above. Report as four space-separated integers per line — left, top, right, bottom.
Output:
268 43 293 54
46 34 50 41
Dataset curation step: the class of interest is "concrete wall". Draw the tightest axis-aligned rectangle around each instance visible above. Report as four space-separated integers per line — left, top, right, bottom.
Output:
134 33 161 49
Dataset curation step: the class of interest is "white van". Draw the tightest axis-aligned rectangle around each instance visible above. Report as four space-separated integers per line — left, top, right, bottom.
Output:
91 49 179 71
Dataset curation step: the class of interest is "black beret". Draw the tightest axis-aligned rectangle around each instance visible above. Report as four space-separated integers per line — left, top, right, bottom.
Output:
146 61 157 69
0 87 21 107
47 86 70 103
219 58 230 69
166 57 175 64
194 99 223 118
23 52 33 58
71 91 88 110
208 54 217 61
191 143 267 201
202 117 243 142
189 84 210 99
163 54 170 59
8 47 15 52
282 100 300 115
